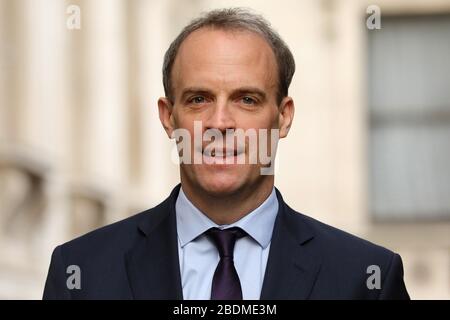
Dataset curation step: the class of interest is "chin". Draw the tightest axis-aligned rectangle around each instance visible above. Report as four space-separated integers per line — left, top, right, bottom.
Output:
181 164 257 196
198 172 245 197
203 180 242 196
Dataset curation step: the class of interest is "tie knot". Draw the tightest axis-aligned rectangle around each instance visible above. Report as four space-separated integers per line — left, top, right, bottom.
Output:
206 227 247 258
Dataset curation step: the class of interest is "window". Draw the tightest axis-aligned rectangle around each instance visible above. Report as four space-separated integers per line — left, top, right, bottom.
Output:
368 14 450 220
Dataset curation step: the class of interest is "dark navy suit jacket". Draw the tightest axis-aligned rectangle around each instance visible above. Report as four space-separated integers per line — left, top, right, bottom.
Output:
43 184 409 299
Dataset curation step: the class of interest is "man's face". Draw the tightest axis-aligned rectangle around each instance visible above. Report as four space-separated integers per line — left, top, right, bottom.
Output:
159 28 294 196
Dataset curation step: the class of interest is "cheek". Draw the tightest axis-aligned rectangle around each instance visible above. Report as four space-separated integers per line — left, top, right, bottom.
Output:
173 111 193 131
237 111 278 130
173 108 207 128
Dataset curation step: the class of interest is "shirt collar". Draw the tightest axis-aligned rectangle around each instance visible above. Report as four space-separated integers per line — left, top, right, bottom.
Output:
175 186 278 249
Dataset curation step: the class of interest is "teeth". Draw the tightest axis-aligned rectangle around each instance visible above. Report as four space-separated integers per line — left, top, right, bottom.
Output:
209 150 235 157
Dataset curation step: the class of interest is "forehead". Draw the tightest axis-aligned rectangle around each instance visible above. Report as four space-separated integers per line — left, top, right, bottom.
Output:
171 28 278 96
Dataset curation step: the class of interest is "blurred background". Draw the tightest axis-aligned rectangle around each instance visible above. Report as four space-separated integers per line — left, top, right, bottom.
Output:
0 0 449 299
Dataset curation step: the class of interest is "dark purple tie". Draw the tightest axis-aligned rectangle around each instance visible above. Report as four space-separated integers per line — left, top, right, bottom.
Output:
206 227 247 300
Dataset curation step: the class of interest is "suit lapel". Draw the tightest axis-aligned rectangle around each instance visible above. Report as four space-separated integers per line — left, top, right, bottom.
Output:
260 189 322 300
124 185 321 300
124 185 183 299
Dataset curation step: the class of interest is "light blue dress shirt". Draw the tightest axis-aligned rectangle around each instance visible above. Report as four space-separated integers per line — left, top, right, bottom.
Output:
175 187 279 300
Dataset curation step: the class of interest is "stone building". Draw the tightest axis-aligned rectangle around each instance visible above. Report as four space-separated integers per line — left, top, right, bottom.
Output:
0 0 449 299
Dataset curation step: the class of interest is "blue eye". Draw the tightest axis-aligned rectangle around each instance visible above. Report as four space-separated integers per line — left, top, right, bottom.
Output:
242 96 256 104
190 96 205 104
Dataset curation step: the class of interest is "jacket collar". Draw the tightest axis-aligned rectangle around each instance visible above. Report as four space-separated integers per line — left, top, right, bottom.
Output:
260 188 322 299
125 184 183 299
125 184 322 300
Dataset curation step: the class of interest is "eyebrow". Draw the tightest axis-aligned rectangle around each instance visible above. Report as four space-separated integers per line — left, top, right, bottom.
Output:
180 87 212 101
180 86 267 102
232 87 267 102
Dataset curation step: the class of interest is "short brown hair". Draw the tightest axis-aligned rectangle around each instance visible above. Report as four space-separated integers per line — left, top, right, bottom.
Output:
162 7 296 104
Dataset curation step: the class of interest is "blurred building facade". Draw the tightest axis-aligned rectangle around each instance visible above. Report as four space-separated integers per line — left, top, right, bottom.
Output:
0 0 449 299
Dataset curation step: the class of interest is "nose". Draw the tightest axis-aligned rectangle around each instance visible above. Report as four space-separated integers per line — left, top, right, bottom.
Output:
204 99 236 134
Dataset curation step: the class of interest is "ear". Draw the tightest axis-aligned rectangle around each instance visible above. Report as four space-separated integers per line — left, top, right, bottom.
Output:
158 97 176 139
278 96 295 138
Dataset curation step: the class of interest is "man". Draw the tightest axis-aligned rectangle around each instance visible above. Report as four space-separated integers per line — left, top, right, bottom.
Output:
43 8 409 300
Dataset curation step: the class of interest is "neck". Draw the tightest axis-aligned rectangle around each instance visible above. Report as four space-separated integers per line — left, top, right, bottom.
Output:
180 176 275 225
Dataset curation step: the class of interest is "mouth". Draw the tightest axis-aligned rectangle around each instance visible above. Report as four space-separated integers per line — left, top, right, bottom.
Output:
200 147 245 164
209 149 238 157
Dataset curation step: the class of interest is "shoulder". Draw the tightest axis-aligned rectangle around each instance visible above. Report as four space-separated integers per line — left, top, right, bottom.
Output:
282 203 408 299
283 202 397 268
56 197 170 263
